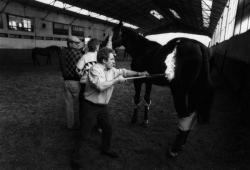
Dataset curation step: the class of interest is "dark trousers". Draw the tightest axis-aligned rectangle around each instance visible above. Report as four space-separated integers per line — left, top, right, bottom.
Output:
80 99 112 151
79 84 85 117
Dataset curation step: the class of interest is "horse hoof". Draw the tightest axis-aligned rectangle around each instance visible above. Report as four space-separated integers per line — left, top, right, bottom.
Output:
168 148 179 158
168 145 184 158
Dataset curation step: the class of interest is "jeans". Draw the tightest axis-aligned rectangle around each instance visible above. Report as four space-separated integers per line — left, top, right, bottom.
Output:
64 80 80 129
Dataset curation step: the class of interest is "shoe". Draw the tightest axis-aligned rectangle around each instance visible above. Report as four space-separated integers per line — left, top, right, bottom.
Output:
169 146 184 158
169 148 179 157
101 149 119 158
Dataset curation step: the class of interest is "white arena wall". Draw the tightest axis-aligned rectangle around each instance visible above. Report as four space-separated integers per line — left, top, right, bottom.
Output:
0 1 113 49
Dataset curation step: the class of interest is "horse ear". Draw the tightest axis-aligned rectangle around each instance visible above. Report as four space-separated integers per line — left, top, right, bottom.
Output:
118 21 123 27
114 21 123 31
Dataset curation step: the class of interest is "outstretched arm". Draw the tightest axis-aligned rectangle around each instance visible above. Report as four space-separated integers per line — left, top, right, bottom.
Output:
123 70 148 77
116 68 149 78
89 67 124 91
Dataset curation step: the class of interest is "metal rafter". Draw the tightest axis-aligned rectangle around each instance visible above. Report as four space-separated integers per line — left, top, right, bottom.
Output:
11 0 229 36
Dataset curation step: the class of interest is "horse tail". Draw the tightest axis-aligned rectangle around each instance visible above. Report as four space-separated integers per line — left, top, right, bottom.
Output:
200 45 213 87
196 44 214 124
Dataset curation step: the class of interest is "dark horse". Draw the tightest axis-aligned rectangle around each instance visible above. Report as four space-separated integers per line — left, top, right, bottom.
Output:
112 24 213 157
129 37 161 126
31 45 61 66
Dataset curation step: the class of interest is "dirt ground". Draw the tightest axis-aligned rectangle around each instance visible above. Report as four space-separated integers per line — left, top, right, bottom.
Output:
0 60 249 170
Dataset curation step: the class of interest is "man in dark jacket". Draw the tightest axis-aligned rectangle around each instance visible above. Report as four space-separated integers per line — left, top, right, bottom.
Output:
59 36 83 129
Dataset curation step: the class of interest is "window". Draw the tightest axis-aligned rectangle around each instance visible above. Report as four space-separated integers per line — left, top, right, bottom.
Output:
35 36 44 40
7 14 33 32
72 25 85 36
53 22 69 35
0 14 3 29
45 36 53 40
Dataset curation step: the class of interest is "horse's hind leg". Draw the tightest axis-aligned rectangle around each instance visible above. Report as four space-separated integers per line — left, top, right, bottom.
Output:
169 87 196 157
131 79 143 124
170 111 196 157
142 81 152 126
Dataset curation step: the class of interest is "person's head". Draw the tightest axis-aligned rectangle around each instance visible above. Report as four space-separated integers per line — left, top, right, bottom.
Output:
97 47 116 69
67 36 81 49
87 38 100 52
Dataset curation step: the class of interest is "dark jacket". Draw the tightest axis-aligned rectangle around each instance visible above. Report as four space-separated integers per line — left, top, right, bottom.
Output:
59 47 83 81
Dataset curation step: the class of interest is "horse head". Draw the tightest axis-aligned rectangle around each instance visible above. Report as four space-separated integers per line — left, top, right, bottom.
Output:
112 22 123 48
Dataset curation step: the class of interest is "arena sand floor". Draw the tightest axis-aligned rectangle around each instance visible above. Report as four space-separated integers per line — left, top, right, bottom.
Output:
0 61 249 170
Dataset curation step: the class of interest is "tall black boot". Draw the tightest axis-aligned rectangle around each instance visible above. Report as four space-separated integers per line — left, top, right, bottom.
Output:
169 129 190 157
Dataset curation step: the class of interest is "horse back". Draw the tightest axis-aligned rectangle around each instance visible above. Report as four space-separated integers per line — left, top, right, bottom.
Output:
130 41 161 72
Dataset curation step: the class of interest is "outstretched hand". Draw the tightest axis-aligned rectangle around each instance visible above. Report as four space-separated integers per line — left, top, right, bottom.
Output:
138 71 149 77
116 75 126 83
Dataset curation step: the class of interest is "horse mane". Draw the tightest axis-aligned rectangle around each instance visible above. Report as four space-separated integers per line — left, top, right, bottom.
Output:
123 28 161 49
121 27 162 58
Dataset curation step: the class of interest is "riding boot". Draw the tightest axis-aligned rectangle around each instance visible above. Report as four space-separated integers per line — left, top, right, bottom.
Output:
169 129 190 157
131 108 138 124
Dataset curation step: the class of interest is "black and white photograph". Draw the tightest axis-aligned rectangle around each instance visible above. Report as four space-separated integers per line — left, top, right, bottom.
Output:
0 0 249 169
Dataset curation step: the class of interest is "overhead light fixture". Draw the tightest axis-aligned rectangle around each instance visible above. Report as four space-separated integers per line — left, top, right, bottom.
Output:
201 0 213 28
150 10 164 20
169 9 181 19
34 0 139 29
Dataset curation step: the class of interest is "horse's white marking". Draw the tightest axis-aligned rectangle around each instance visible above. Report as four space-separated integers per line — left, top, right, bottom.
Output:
134 98 151 108
164 46 177 81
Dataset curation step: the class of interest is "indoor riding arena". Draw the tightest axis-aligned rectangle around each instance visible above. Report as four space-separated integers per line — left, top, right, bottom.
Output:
0 0 250 169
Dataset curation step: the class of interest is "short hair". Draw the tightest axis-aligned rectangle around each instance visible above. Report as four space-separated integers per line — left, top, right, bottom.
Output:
88 38 100 52
97 47 115 63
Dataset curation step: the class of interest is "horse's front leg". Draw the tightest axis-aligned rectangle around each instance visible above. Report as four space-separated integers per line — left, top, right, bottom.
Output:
142 81 152 126
131 79 143 124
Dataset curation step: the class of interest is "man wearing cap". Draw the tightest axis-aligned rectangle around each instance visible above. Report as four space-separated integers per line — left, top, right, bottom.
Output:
59 36 83 129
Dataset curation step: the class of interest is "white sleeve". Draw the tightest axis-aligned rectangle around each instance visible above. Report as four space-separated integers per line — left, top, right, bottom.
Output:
76 56 85 70
76 55 85 76
113 68 128 78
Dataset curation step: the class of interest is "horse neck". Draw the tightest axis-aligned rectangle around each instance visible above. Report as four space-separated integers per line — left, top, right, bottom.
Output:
122 37 139 56
122 34 159 60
